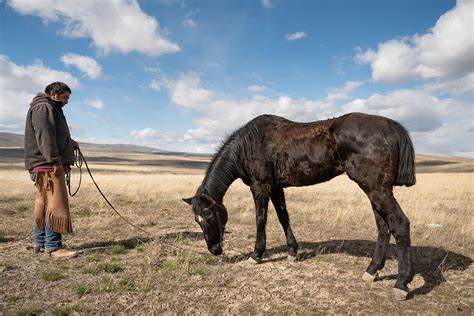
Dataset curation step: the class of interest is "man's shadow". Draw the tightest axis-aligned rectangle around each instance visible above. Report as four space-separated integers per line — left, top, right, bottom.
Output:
71 231 203 251
224 239 472 299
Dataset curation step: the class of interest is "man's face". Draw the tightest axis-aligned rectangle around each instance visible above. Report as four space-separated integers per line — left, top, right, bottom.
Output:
50 91 70 107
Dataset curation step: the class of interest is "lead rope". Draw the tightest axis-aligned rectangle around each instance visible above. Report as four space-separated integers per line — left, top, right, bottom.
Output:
200 193 225 241
68 147 155 238
67 148 82 196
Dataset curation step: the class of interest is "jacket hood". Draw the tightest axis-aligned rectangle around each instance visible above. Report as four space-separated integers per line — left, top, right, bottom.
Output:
30 93 62 108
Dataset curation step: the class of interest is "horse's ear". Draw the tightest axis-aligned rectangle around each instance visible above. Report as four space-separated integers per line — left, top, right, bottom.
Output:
182 197 193 205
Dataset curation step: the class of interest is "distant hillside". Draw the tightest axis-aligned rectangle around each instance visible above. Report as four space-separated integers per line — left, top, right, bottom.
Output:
76 141 166 153
0 132 23 147
0 132 472 173
0 132 164 153
415 154 474 173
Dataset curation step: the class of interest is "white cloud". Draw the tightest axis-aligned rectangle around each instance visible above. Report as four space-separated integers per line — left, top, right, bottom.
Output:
129 127 176 146
160 0 185 7
60 53 102 79
130 128 159 139
0 55 79 132
161 73 472 157
7 0 180 57
248 85 267 92
183 18 196 28
86 98 104 109
160 72 217 109
181 94 334 146
149 79 162 92
423 73 474 97
356 0 474 84
145 66 161 73
183 9 198 28
342 90 447 132
286 31 307 41
411 119 474 157
206 62 222 69
356 38 419 84
261 0 273 8
326 80 364 102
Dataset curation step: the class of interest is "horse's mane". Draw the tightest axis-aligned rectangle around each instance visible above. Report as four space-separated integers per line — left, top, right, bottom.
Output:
200 116 263 197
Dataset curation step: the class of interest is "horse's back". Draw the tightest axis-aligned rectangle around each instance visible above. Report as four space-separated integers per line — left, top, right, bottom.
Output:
237 113 415 188
246 114 344 187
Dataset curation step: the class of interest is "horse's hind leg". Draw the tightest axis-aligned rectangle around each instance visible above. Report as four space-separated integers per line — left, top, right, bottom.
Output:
363 204 390 281
271 187 298 258
365 187 414 300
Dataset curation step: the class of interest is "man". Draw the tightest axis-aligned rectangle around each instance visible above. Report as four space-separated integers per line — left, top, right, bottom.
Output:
24 82 78 259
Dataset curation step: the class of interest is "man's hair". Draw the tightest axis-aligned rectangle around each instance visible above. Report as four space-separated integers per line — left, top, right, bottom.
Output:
44 82 71 95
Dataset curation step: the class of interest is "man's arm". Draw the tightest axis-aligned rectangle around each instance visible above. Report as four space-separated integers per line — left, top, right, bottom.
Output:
30 104 61 165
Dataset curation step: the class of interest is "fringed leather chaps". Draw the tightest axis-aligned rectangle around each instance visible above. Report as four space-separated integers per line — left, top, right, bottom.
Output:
34 171 73 234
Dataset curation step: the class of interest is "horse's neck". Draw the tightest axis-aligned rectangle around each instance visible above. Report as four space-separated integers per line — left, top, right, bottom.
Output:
200 153 239 202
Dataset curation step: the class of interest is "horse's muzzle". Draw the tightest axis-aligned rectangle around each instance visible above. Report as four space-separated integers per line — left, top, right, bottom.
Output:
209 244 223 255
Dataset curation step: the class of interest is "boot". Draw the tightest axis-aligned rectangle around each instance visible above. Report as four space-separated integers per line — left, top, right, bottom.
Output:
48 248 78 259
33 245 45 253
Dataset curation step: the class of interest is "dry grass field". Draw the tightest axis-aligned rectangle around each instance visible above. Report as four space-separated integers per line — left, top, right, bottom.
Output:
0 150 473 314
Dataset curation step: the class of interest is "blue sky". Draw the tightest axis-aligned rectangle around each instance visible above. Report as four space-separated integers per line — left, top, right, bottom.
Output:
0 0 472 156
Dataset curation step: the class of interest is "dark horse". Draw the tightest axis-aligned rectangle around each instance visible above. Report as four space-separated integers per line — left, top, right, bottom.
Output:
183 112 416 300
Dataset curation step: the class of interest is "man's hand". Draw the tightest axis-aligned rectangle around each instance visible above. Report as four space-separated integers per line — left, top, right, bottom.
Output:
71 139 79 149
53 163 64 176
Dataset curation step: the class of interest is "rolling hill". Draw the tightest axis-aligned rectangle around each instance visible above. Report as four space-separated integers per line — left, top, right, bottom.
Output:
0 132 164 153
0 132 472 173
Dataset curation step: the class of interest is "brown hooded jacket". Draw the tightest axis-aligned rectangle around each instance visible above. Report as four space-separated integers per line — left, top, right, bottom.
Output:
24 93 75 170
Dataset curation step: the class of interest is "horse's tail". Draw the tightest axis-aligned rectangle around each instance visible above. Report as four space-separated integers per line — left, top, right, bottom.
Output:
394 122 416 187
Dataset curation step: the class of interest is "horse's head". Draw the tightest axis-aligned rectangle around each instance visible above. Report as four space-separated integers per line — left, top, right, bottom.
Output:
183 194 228 255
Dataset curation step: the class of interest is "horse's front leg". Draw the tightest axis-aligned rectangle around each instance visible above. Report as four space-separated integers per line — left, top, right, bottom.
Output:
249 182 270 263
271 186 298 258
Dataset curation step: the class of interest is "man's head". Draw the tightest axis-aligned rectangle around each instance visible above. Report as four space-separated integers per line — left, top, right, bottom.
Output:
45 82 71 106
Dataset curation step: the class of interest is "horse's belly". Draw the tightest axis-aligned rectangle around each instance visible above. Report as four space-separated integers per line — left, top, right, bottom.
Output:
276 160 343 187
270 131 343 187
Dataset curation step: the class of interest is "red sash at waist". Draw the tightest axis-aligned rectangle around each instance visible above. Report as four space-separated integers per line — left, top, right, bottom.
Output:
32 164 71 173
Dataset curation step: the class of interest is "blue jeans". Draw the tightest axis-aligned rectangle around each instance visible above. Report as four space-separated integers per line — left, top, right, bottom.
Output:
34 224 62 251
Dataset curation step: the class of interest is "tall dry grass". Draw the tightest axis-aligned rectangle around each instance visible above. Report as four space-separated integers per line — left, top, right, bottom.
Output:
1 169 473 314
1 170 472 253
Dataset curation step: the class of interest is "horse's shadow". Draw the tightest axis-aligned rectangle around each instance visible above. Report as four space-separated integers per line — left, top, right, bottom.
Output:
73 233 472 299
224 239 472 298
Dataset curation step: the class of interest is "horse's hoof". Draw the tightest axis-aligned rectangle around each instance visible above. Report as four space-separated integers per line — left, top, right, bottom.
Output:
362 271 377 282
287 254 297 262
247 257 261 264
289 248 298 257
392 287 409 301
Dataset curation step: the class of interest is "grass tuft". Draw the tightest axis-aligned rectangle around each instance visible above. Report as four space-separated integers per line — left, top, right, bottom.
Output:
86 253 102 262
41 270 65 282
119 275 136 291
72 282 92 298
15 305 42 316
6 296 19 305
98 260 123 273
161 260 177 270
15 205 29 213
51 304 86 316
106 245 128 255
97 276 114 293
